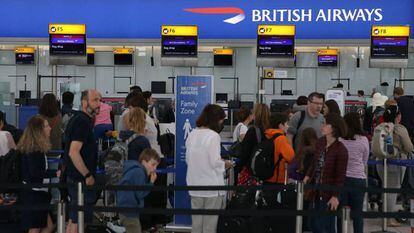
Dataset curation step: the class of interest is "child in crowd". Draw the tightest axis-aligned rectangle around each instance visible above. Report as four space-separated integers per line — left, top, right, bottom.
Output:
117 148 160 233
288 127 318 182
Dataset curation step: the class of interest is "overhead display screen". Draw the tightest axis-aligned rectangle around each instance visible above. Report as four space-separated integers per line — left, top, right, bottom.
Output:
213 48 233 66
161 26 197 57
114 48 133 65
257 25 295 58
370 26 409 59
49 24 86 56
15 47 35 65
318 49 338 67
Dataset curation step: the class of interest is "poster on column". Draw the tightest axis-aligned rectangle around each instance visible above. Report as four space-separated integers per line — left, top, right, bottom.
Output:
175 75 213 225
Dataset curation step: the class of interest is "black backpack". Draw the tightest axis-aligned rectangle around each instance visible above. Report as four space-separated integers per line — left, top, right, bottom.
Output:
250 134 282 180
159 130 175 158
0 149 22 191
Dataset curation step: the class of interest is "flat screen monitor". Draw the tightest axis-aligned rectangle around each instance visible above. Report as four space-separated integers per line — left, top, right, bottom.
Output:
318 55 338 67
151 81 167 94
214 54 233 66
114 54 133 65
370 36 408 59
215 93 228 103
49 34 86 56
19 91 31 99
161 36 197 57
87 53 94 65
257 35 295 57
16 53 35 64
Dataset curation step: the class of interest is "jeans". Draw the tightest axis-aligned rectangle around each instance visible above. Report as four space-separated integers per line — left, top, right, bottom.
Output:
338 177 366 233
67 177 97 224
309 199 337 233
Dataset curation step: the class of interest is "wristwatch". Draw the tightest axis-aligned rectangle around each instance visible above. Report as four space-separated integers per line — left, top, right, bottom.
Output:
84 172 92 180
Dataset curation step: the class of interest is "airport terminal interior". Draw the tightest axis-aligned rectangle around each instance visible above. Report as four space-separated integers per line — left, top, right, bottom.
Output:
0 1 413 233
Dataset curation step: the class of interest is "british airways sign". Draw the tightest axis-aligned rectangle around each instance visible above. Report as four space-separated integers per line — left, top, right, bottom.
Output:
0 0 412 39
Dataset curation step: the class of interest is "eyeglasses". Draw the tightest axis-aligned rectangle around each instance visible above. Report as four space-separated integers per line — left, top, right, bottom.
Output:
309 100 324 106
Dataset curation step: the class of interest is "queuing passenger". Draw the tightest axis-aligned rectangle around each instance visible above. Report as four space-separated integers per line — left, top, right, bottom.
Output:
363 92 388 136
163 99 175 123
394 87 414 141
323 99 341 116
123 107 151 160
117 148 160 233
64 90 101 233
288 127 318 181
374 105 413 227
292 95 308 113
238 103 271 185
357 90 364 98
186 104 233 233
304 113 348 233
287 92 324 150
143 91 159 124
118 90 142 132
0 111 16 156
61 91 75 116
0 112 23 144
338 112 369 233
232 106 253 143
19 115 54 233
262 113 295 205
94 95 114 143
39 93 62 150
130 85 143 93
385 99 398 109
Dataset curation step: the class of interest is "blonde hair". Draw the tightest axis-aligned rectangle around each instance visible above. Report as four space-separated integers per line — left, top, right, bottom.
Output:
17 115 51 154
127 107 146 134
253 103 270 130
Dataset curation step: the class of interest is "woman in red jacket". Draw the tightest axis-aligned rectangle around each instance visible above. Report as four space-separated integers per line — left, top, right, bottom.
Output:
304 113 348 233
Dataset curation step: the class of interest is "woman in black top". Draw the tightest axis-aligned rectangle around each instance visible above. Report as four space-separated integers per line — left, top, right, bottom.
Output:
238 103 271 185
18 115 54 233
123 107 151 160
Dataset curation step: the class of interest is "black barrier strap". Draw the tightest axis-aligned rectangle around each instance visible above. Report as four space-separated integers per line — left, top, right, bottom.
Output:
0 204 56 211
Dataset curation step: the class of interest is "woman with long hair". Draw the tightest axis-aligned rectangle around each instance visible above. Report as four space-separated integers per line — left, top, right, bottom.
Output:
18 115 54 233
238 103 271 185
186 104 233 233
39 93 62 150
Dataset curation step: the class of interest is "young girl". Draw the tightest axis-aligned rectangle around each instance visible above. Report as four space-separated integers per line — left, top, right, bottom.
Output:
288 127 318 182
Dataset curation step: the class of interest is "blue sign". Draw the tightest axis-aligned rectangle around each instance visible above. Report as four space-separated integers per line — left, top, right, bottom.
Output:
0 0 413 39
175 75 213 225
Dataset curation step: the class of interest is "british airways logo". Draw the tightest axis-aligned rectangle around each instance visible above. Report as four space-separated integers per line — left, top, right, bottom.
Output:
184 7 246 24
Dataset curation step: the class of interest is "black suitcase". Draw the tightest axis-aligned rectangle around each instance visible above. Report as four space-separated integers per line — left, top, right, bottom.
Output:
217 215 250 233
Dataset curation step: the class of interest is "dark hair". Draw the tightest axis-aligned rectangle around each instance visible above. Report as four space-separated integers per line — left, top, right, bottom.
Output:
196 104 226 133
125 90 142 107
324 99 341 115
0 111 4 124
62 91 74 105
81 90 89 102
357 90 364 96
336 83 344 88
253 103 270 130
39 93 59 118
297 127 318 172
308 92 324 102
343 112 364 140
129 92 148 112
236 106 251 122
138 148 161 163
142 91 152 100
383 105 399 123
325 113 347 138
130 85 142 93
296 96 308 106
269 113 288 129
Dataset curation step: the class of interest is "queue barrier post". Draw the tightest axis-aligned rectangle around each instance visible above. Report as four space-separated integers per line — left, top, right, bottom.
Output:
77 182 85 233
295 181 304 233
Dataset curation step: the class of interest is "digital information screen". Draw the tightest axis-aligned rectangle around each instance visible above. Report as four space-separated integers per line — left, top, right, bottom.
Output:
257 35 294 57
114 54 133 65
49 34 86 55
161 36 197 57
214 48 233 66
16 53 34 64
318 55 338 66
370 37 408 59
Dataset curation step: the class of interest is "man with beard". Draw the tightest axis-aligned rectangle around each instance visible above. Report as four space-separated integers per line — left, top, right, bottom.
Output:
64 89 101 233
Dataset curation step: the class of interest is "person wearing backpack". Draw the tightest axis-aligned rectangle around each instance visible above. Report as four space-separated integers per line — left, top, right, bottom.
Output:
186 104 233 233
262 113 294 205
117 148 160 233
363 92 387 138
373 105 413 227
236 104 271 185
394 87 414 142
304 113 348 233
18 115 55 233
122 107 151 161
